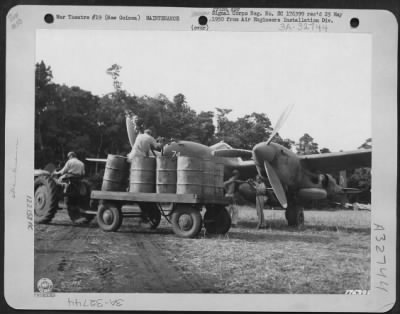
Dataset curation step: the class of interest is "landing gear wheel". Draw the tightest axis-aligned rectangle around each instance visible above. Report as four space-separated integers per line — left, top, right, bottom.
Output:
171 205 202 238
204 206 231 234
96 203 122 232
285 206 304 227
34 176 58 224
216 208 232 234
139 203 161 229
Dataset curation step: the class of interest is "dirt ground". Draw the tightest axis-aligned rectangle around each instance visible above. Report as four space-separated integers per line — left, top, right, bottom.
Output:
34 206 371 294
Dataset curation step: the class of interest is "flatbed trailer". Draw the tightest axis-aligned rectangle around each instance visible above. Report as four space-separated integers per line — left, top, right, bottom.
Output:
90 190 231 238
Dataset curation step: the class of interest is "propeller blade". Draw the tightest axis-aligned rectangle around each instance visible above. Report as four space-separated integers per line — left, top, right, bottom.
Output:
126 116 137 147
266 104 294 145
264 161 287 208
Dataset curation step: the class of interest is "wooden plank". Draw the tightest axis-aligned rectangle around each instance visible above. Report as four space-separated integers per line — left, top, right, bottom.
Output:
91 191 199 203
91 190 229 205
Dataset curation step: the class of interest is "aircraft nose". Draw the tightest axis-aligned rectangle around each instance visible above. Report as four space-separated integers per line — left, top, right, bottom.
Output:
252 143 276 164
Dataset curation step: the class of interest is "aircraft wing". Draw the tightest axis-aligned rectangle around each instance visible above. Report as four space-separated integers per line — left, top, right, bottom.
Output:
342 188 363 194
86 158 107 163
299 149 372 172
221 158 258 179
212 149 253 159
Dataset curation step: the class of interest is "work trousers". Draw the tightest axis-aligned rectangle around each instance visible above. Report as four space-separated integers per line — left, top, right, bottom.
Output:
256 195 266 227
226 193 238 225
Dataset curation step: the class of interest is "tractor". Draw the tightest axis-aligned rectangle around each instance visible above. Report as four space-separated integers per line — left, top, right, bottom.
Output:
34 169 95 224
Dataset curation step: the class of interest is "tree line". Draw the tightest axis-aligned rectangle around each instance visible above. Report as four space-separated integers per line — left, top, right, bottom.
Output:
35 61 336 164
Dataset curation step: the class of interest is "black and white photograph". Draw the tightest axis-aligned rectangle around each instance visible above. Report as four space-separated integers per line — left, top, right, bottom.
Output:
33 28 373 294
4 5 397 312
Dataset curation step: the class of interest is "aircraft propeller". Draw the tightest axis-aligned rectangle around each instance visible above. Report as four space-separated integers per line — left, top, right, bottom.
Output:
264 161 288 208
126 115 138 147
256 104 294 209
265 104 294 145
212 104 294 209
211 105 293 160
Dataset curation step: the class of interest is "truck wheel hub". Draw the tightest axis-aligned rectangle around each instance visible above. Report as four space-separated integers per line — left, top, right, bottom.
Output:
103 210 114 225
178 214 193 231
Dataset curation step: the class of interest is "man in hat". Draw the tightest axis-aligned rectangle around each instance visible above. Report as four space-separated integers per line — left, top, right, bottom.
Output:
54 151 85 182
224 169 246 227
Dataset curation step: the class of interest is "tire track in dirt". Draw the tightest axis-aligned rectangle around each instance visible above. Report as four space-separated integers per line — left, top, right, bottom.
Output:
35 212 213 293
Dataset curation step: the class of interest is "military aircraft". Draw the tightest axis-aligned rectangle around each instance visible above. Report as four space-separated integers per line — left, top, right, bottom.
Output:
88 107 372 227
213 105 372 226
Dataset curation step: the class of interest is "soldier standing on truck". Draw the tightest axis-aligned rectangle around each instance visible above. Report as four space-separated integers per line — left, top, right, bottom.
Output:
54 151 85 182
127 129 165 160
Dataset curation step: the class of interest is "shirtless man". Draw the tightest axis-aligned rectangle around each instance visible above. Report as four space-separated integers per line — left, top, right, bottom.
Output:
249 175 268 229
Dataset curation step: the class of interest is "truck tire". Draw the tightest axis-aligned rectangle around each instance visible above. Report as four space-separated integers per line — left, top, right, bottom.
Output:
215 208 231 234
171 205 202 238
34 175 58 224
285 206 304 227
97 203 122 232
204 205 231 234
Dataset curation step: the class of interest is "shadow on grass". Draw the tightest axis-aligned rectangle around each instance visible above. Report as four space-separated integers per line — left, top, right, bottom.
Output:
304 225 370 234
238 220 370 235
227 229 334 244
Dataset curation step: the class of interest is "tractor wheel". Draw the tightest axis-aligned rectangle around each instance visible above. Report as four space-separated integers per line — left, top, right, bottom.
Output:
65 180 94 224
204 205 231 234
285 206 304 227
96 203 122 232
139 203 161 229
171 205 202 238
34 175 58 224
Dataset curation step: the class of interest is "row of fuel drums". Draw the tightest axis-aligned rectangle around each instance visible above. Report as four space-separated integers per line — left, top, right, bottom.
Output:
101 154 225 199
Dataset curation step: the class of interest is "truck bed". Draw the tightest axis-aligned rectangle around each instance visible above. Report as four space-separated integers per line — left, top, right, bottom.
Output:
91 190 229 205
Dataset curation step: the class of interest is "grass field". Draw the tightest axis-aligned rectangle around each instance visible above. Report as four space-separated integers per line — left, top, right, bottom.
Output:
35 205 371 294
159 206 371 294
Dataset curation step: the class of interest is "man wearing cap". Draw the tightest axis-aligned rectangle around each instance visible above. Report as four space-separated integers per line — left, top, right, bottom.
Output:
54 152 85 181
127 129 164 160
224 169 246 227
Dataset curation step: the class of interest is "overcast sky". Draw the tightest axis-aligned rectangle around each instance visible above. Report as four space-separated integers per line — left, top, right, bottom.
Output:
36 30 371 152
